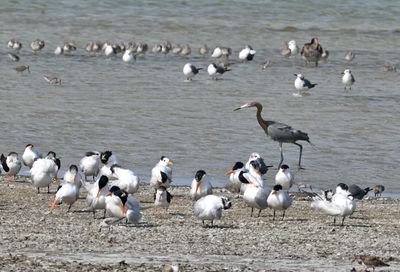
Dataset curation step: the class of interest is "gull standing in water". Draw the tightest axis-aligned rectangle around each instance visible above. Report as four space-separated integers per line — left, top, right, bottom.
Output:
342 69 355 90
183 63 202 81
275 164 294 190
294 73 317 96
267 184 293 220
194 195 232 227
79 151 101 180
22 144 42 169
189 170 213 201
311 183 357 226
1 152 22 182
235 101 311 169
207 63 230 80
238 45 256 61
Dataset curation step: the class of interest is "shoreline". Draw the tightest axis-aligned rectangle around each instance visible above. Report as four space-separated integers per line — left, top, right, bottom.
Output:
0 177 399 271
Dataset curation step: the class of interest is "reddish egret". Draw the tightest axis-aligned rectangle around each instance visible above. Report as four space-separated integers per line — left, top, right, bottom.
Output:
234 101 310 169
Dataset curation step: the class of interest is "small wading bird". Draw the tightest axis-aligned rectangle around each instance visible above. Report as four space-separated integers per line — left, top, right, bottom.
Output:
234 101 311 169
15 65 30 74
43 75 61 85
301 37 324 66
352 255 389 271
342 69 355 90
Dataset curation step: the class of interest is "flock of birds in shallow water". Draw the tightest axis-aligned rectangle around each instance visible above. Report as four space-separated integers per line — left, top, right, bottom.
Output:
5 36 397 94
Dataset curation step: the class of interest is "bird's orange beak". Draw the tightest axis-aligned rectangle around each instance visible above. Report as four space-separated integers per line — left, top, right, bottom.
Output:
225 169 234 176
195 182 201 193
107 192 112 196
50 197 58 210
120 204 125 217
168 161 173 166
96 189 100 197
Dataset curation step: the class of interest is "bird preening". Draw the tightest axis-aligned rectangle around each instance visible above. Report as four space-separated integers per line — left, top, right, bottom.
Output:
234 101 311 169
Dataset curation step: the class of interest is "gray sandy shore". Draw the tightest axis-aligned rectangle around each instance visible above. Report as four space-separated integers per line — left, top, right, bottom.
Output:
0 177 399 271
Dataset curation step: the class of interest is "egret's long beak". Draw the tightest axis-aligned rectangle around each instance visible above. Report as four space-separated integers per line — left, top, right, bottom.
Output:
225 169 234 176
195 182 201 193
50 197 58 210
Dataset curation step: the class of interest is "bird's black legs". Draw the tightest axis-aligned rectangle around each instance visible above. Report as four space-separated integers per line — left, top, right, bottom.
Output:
294 142 304 169
250 208 254 217
282 210 286 220
273 210 276 221
68 204 72 212
278 142 284 168
341 216 345 226
257 209 262 217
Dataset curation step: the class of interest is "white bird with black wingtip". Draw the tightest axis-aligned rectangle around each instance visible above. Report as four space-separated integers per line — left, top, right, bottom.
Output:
183 63 202 81
154 186 173 211
294 73 317 96
190 170 213 200
150 156 173 189
194 195 232 227
1 152 22 182
238 45 256 61
207 63 230 80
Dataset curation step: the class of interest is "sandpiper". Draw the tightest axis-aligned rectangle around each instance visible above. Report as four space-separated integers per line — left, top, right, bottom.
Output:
8 53 20 62
15 65 30 74
43 75 62 85
30 39 45 53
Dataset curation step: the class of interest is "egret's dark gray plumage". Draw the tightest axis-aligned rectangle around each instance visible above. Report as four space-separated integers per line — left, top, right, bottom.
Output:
235 101 310 168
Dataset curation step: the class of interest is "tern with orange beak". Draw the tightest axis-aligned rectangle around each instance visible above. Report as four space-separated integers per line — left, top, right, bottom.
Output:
224 161 245 194
150 156 173 190
50 165 81 212
240 161 271 217
83 175 109 218
105 188 128 219
190 170 213 201
108 186 142 224
267 184 293 220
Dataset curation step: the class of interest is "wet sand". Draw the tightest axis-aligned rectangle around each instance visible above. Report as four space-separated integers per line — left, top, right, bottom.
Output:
0 177 399 271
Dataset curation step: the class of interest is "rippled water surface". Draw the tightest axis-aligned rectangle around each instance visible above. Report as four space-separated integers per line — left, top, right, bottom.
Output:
1 1 399 194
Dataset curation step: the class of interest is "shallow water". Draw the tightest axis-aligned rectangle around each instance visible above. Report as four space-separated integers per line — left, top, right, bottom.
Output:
0 1 399 194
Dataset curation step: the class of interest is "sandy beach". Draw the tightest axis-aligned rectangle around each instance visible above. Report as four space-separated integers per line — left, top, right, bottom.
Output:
0 176 399 272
